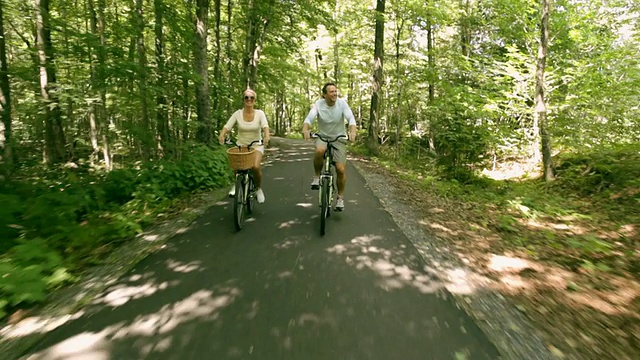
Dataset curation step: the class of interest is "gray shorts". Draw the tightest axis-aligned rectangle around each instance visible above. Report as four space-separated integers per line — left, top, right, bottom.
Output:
315 138 347 164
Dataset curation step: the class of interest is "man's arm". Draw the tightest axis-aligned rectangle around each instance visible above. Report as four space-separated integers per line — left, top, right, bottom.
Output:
302 123 312 141
302 103 318 140
343 101 357 142
348 124 357 142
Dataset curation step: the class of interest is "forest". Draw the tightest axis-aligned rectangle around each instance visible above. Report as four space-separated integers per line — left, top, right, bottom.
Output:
0 0 638 356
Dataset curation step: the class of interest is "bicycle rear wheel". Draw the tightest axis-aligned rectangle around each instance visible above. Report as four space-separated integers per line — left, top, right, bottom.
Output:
233 175 245 231
320 177 330 236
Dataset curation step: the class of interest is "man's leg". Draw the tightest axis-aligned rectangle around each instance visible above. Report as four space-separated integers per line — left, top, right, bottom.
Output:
313 146 325 176
311 142 326 189
332 141 348 211
335 162 346 197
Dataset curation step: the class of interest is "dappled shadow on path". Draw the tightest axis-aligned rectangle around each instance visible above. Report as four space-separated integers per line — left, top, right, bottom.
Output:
16 138 498 360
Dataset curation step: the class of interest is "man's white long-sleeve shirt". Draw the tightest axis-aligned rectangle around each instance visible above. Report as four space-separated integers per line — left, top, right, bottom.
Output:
303 98 356 138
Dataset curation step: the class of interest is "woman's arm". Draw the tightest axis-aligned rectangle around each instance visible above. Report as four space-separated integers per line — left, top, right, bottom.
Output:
219 111 238 144
218 127 229 144
262 126 270 146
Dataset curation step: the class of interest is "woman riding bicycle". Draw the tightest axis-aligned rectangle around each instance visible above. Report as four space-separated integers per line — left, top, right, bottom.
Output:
218 89 270 203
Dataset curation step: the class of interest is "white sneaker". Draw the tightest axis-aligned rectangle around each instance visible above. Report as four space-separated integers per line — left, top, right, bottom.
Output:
228 185 236 197
311 176 320 190
256 188 265 203
335 197 344 211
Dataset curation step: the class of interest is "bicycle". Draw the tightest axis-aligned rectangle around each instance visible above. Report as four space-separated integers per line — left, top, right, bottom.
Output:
226 139 262 231
312 133 347 236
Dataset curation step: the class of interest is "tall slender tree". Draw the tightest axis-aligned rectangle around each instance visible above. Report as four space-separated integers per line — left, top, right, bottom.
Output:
0 0 12 173
35 0 66 164
194 0 212 143
211 0 221 128
368 0 385 154
155 0 170 155
535 0 554 181
134 0 151 157
393 14 405 159
88 0 111 169
243 0 273 89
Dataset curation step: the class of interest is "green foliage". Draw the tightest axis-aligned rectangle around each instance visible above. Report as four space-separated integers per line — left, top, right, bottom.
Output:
553 145 640 202
0 194 24 252
496 215 519 233
568 235 613 256
430 106 491 182
0 143 230 319
0 239 72 318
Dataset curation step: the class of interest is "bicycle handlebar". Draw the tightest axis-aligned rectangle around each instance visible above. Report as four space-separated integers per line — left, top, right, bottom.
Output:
224 139 263 148
311 133 347 143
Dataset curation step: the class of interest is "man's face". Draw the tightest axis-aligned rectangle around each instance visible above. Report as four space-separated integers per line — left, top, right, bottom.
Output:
323 85 338 104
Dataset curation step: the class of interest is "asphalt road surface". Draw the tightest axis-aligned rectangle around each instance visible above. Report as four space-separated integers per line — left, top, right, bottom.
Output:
22 139 500 360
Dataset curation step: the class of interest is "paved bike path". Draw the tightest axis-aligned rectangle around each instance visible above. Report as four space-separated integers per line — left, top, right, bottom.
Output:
22 139 500 359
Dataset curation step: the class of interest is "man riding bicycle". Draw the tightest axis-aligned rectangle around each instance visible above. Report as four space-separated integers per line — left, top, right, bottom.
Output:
302 82 357 211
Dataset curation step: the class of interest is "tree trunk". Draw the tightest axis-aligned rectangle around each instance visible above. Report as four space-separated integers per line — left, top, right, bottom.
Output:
35 0 66 165
194 0 212 143
182 76 190 141
460 0 471 58
0 0 12 174
243 0 272 89
155 0 170 156
211 0 221 130
394 17 404 160
97 0 110 169
426 5 435 150
536 0 554 181
88 0 100 154
244 0 256 89
88 0 111 169
367 0 385 155
134 0 151 158
226 0 232 114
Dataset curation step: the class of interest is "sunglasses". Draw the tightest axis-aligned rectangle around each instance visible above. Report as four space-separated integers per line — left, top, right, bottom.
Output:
244 96 255 100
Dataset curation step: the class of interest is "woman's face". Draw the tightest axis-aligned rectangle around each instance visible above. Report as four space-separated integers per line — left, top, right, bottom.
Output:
243 91 256 105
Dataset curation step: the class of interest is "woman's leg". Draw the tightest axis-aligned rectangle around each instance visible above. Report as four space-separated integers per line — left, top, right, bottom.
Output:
252 151 264 188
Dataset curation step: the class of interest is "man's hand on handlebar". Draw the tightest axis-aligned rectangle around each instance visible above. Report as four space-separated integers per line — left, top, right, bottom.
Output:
302 123 311 141
348 131 356 142
348 125 357 143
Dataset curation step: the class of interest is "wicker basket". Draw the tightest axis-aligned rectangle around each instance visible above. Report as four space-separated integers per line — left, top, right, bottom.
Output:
226 146 256 170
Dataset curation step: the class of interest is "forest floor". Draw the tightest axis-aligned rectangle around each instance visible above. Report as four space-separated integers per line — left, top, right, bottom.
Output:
352 156 639 360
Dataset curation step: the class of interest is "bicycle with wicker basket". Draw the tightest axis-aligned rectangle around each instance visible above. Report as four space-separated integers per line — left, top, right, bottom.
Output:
226 139 262 231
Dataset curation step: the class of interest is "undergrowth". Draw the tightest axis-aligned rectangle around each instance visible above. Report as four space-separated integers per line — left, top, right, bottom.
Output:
353 142 639 277
0 142 232 320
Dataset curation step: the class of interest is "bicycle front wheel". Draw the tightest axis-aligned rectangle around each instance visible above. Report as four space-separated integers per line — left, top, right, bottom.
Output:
320 177 330 236
233 175 245 231
246 176 254 215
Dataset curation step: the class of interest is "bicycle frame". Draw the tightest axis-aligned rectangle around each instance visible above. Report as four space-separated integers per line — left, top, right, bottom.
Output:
227 139 261 231
319 145 336 210
312 133 346 235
